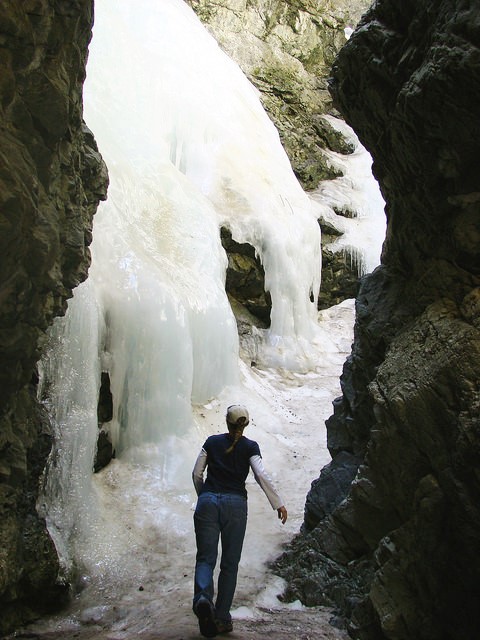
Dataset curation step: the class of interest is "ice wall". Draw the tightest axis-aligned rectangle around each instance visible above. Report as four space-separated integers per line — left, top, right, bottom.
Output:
312 115 386 275
85 0 323 382
38 0 324 573
79 0 324 451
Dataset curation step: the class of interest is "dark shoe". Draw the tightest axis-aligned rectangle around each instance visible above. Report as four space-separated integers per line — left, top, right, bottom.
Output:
194 597 217 638
215 619 233 634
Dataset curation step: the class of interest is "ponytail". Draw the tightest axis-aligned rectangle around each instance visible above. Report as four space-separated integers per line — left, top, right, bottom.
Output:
225 416 248 454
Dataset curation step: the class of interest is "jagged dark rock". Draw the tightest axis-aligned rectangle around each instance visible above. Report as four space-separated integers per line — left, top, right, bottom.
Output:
220 227 272 326
275 2 480 639
303 451 361 532
94 372 115 472
97 372 114 424
318 247 361 310
94 429 115 473
317 212 363 310
0 1 107 634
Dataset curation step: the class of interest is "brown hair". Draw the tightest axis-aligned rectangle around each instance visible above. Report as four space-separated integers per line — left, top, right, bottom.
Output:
225 416 248 454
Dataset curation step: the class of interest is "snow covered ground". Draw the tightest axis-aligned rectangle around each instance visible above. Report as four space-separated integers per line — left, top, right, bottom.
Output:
29 300 353 639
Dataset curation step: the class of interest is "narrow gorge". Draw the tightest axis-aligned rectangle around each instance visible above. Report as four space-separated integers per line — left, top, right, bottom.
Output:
0 1 479 640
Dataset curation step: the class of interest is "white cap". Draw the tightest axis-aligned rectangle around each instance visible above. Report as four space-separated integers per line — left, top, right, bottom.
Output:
226 404 249 427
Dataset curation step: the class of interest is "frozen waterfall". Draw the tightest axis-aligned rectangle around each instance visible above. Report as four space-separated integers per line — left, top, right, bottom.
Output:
37 0 385 627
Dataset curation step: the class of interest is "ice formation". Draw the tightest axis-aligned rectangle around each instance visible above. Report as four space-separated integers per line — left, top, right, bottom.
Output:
37 0 384 613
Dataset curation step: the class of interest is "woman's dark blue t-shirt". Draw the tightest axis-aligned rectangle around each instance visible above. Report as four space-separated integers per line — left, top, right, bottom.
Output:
201 433 261 498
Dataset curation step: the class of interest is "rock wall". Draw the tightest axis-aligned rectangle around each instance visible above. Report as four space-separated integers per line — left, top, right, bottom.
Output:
275 1 480 639
0 1 107 633
220 228 272 326
186 0 370 190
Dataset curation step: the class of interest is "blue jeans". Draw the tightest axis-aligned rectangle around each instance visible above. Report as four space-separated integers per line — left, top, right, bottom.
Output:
193 491 248 622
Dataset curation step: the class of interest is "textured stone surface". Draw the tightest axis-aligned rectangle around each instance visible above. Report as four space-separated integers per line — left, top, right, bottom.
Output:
318 247 360 310
185 0 370 190
221 227 272 326
303 451 361 532
0 1 107 634
275 1 480 639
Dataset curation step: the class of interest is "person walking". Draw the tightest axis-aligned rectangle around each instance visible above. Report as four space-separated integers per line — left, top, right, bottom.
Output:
192 404 287 637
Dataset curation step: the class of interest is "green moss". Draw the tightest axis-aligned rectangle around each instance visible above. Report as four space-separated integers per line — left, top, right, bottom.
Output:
253 65 301 99
188 0 358 190
188 0 217 22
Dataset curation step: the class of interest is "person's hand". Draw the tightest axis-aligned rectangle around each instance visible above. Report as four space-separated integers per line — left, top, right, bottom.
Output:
277 506 287 524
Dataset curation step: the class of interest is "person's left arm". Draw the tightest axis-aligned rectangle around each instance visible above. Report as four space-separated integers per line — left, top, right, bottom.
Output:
250 454 286 521
192 448 208 495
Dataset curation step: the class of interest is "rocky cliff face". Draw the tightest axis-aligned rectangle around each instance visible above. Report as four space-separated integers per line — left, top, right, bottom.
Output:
275 1 480 638
186 0 370 190
0 1 107 633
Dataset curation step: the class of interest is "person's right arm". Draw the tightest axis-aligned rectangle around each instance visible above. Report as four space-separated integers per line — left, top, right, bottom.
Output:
192 448 207 495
